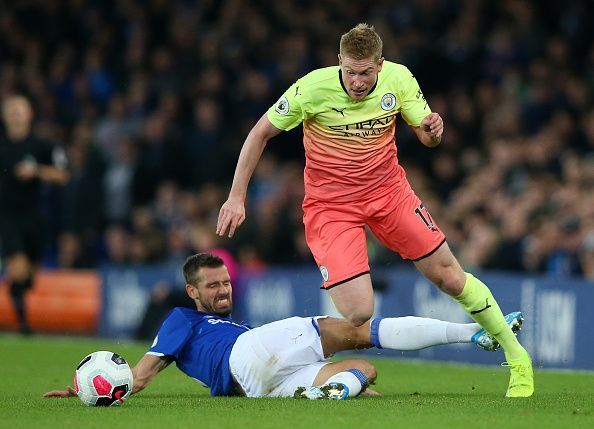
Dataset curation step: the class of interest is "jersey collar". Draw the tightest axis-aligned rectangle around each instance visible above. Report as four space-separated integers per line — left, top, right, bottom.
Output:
338 69 379 98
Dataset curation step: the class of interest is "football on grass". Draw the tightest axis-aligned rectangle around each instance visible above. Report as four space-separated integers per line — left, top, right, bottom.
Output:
74 351 133 406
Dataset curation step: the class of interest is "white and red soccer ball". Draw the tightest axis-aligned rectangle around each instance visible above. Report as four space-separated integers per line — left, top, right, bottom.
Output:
74 351 133 406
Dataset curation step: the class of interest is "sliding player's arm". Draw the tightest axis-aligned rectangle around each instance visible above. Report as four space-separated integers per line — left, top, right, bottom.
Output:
43 354 171 398
130 354 172 394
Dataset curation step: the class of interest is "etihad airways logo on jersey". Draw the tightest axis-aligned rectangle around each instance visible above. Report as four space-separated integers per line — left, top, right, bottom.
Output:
207 318 249 330
328 114 396 137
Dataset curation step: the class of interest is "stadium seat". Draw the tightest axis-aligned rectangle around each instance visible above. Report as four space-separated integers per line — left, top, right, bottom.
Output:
0 271 101 334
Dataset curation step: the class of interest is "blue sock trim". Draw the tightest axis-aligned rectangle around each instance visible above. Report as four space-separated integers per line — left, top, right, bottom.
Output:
346 368 369 389
370 317 383 349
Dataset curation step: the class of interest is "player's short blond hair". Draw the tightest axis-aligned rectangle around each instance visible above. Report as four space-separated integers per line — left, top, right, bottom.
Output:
339 23 383 61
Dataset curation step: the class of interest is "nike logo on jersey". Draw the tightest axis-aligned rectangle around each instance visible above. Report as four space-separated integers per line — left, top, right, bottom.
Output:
295 86 300 97
470 299 492 315
331 107 346 116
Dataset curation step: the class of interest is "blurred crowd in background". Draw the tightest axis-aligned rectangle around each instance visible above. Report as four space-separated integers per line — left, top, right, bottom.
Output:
0 0 593 279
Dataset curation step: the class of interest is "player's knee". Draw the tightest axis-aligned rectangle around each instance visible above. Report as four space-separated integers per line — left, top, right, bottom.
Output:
428 260 465 296
437 268 466 296
417 244 466 295
356 360 377 383
365 361 377 382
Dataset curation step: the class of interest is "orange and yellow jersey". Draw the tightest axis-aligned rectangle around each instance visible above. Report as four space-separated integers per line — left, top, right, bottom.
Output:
266 61 431 202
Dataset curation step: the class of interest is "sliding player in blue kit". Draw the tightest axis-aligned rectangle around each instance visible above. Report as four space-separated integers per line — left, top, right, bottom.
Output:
45 253 523 400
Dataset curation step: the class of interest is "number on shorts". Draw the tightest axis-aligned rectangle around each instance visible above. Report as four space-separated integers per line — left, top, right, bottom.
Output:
414 202 435 230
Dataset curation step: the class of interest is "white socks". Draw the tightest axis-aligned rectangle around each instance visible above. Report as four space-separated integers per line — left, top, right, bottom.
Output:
446 320 481 344
370 316 480 350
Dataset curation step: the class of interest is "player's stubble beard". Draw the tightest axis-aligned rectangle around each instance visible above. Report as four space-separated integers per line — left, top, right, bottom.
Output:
197 291 233 317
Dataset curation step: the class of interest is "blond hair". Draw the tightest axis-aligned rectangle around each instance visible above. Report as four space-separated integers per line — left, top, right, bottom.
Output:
339 23 383 61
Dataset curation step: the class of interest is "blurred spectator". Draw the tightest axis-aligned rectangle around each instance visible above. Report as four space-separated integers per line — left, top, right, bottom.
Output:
94 95 135 162
57 232 93 269
59 124 106 261
103 137 137 224
103 224 130 265
580 233 594 280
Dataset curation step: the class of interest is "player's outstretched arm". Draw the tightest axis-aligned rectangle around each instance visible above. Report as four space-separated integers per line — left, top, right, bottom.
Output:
413 112 443 148
43 354 170 398
217 114 283 238
130 354 171 394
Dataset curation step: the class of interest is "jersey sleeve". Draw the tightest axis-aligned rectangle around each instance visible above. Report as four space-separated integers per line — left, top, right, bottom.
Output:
266 81 305 131
398 67 432 127
147 309 193 359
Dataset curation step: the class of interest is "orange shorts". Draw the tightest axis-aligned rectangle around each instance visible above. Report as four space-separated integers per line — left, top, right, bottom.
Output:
303 183 445 289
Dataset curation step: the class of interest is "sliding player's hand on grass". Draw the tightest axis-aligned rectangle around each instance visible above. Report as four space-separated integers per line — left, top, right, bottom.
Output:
43 385 76 398
360 388 381 396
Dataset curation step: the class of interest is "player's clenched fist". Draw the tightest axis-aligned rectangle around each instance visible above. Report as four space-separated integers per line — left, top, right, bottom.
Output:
217 198 246 238
421 112 443 140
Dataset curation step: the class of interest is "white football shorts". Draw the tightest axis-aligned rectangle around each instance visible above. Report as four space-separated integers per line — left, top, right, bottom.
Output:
228 316 329 397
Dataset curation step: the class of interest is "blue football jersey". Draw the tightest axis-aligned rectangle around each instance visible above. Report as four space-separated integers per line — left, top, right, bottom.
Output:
148 307 251 396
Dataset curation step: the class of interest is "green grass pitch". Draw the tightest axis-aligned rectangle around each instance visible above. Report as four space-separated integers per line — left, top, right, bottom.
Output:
1 334 592 429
